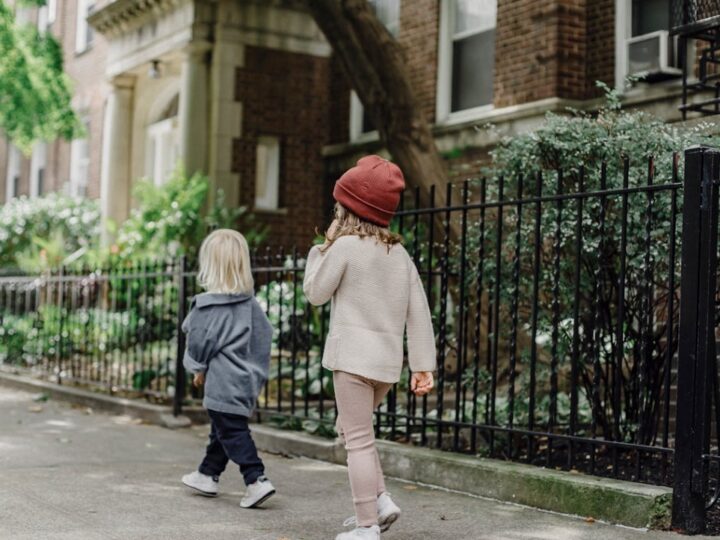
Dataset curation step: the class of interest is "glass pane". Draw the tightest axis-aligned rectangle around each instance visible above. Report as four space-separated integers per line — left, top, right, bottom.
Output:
455 0 496 35
362 107 376 133
451 29 495 111
369 0 401 36
632 0 670 36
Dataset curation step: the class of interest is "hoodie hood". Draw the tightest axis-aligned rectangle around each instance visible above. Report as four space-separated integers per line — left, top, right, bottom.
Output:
194 292 253 308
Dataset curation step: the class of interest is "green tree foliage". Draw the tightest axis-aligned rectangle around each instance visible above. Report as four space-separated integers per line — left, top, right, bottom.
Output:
0 0 80 151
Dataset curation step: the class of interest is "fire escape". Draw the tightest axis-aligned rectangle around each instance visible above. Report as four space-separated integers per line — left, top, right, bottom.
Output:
671 0 720 118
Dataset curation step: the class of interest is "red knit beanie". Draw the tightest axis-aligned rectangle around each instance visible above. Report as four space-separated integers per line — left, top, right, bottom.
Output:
333 155 405 227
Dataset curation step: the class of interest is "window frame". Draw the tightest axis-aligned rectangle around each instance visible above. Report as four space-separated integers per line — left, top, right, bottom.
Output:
436 0 497 125
70 120 91 197
37 0 56 32
75 0 95 53
145 117 179 187
30 141 47 198
5 144 21 201
614 0 684 89
254 136 282 212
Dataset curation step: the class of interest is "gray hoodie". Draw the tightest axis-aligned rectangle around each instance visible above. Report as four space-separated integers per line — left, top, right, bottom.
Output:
182 293 273 417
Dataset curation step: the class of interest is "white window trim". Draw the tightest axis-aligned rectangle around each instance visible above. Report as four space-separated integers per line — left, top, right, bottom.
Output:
254 136 281 212
614 0 689 90
48 0 57 25
614 0 633 90
29 142 47 198
349 91 381 142
37 0 56 32
5 144 20 201
436 0 496 125
75 0 94 53
69 124 90 197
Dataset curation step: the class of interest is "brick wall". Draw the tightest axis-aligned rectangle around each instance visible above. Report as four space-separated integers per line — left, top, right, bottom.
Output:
400 0 439 122
586 0 615 98
234 46 331 249
55 0 108 199
495 0 556 107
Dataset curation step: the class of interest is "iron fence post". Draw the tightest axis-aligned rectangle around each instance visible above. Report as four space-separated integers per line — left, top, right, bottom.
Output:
173 257 188 417
672 146 720 533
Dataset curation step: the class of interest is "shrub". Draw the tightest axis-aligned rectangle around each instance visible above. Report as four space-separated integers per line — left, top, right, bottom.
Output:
468 83 720 444
0 193 100 271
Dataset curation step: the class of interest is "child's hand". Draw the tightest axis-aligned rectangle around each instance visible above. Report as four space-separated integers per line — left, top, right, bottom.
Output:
193 372 205 387
411 371 434 396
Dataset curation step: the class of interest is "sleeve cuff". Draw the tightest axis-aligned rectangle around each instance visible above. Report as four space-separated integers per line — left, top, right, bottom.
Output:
183 351 206 374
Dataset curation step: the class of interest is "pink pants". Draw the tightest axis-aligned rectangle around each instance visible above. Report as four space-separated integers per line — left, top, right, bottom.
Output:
333 370 392 527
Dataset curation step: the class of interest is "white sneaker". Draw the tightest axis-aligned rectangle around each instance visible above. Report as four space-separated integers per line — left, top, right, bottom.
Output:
335 525 381 540
343 492 401 533
377 492 401 532
240 476 275 508
181 471 218 497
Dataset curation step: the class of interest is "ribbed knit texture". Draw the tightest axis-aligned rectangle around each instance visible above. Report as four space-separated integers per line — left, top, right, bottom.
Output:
303 235 437 383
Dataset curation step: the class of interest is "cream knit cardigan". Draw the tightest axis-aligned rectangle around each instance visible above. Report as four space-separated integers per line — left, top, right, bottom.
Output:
303 235 437 383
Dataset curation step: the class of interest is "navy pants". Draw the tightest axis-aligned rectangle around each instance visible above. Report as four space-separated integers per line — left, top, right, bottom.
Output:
198 410 265 486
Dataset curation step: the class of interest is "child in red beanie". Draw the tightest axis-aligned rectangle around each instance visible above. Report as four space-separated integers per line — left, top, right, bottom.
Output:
303 155 436 540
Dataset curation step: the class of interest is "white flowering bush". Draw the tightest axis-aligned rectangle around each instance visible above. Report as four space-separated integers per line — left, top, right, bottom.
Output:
0 193 100 270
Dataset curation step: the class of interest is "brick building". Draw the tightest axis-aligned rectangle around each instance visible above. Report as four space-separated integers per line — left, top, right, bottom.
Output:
0 0 694 248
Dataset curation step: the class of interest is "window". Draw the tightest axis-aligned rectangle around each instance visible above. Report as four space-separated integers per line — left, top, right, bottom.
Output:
75 0 95 53
5 144 20 201
38 0 57 32
615 0 680 87
146 118 179 186
349 0 401 140
145 95 179 186
437 0 497 122
70 120 90 197
632 0 670 37
254 136 281 211
30 142 47 198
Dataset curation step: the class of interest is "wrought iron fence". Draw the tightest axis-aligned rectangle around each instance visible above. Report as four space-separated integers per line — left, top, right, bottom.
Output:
5 148 720 531
671 0 720 31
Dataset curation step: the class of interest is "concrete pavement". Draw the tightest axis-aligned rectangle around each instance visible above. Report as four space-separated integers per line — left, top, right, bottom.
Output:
0 387 711 540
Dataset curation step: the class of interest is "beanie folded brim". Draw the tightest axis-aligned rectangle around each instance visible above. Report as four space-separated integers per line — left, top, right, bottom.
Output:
333 182 395 227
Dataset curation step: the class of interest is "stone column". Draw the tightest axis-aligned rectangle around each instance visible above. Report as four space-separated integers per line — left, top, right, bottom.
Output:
100 75 135 245
208 28 244 208
179 41 212 177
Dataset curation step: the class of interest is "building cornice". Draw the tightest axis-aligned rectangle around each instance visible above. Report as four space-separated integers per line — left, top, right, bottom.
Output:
88 0 191 38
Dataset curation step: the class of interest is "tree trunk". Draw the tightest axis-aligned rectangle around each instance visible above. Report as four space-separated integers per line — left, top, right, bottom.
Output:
304 0 448 203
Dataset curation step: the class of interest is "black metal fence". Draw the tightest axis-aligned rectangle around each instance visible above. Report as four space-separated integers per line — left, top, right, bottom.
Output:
4 148 720 532
672 0 720 31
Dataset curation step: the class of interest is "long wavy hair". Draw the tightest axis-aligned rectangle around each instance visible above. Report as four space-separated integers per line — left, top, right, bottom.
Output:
319 203 403 252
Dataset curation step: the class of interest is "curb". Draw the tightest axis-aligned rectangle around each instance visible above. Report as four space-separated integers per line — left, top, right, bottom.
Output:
0 371 207 428
0 371 672 529
250 423 672 530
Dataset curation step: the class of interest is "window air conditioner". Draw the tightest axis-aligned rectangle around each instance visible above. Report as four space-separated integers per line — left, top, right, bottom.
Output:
626 30 682 81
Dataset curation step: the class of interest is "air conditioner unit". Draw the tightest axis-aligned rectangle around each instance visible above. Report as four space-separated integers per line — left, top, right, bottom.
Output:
626 30 682 81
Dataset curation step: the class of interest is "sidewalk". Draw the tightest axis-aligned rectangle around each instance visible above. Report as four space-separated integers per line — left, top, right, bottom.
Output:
0 387 709 540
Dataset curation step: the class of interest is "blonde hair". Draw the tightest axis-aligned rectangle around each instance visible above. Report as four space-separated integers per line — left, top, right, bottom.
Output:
197 229 254 294
320 203 403 252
